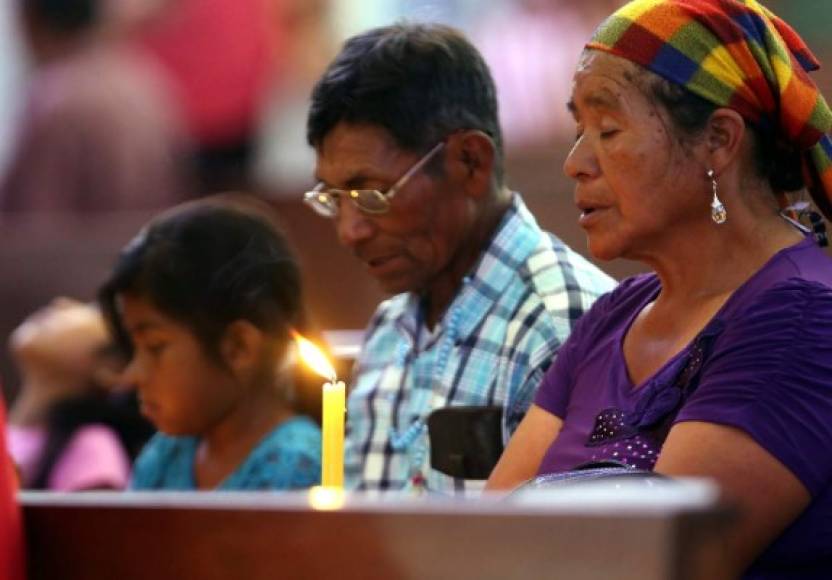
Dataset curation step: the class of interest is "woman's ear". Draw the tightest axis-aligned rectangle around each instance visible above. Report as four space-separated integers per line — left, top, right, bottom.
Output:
219 320 265 379
705 108 747 175
445 130 496 198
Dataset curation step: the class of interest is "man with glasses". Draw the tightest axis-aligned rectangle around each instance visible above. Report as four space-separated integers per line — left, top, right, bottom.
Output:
305 23 615 494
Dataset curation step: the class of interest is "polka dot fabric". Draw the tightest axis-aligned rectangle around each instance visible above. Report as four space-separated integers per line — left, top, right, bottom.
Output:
586 408 661 470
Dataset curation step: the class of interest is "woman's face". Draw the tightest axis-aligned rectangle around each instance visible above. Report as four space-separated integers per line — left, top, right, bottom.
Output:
118 294 240 436
563 51 707 261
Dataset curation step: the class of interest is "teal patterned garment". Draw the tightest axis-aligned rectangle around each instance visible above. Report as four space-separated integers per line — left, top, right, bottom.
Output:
130 416 321 490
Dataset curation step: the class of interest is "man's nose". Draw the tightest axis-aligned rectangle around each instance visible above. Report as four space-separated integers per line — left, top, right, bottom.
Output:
335 199 375 248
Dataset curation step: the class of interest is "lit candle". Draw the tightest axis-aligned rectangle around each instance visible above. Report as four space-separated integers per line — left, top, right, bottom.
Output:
321 380 345 488
293 332 345 488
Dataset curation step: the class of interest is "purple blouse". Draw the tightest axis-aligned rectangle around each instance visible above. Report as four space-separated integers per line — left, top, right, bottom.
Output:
534 236 832 577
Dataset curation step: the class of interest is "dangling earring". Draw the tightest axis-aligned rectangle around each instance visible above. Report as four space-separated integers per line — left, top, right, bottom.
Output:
708 169 727 224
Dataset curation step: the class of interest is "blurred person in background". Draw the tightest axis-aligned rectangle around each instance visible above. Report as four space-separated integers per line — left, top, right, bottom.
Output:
305 23 615 495
7 298 151 490
101 196 321 490
253 0 336 196
135 0 284 194
0 0 189 213
0 1 26 178
473 0 626 148
487 0 832 576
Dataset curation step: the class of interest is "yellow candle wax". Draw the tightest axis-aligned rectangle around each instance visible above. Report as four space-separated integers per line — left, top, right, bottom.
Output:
321 380 345 488
291 331 345 489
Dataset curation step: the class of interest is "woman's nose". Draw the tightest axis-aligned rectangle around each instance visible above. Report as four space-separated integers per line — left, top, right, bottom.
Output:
335 199 375 248
563 135 600 182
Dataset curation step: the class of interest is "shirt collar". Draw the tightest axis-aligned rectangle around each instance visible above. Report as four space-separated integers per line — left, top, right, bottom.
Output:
390 193 543 343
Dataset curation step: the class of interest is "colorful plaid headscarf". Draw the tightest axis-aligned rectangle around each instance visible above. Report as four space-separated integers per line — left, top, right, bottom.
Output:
588 0 832 219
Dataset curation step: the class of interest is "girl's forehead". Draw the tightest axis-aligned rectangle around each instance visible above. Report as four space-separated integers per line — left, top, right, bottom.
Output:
118 294 171 329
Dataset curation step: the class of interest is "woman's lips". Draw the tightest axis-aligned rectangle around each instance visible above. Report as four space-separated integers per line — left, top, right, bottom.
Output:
578 207 606 228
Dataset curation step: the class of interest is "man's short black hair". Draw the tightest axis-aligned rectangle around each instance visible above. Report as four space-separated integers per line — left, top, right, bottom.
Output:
307 22 504 183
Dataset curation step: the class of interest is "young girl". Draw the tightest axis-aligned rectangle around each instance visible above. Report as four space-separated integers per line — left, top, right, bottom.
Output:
100 196 321 490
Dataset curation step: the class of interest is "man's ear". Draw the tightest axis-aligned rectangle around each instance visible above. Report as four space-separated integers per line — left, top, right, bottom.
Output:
446 130 497 198
219 320 265 379
704 108 747 176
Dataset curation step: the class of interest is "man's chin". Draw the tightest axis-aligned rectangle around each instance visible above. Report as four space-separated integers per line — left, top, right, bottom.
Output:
374 275 417 296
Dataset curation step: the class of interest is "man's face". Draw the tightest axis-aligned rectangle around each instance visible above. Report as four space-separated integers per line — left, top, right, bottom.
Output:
314 122 477 295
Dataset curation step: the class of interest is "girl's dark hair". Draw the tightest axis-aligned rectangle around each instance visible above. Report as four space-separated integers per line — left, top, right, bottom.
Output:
99 197 305 363
642 71 805 193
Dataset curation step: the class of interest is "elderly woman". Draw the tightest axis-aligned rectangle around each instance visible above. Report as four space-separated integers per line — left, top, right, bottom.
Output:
487 0 832 577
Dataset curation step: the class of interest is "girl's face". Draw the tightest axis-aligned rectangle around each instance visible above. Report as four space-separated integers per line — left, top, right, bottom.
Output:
119 294 241 436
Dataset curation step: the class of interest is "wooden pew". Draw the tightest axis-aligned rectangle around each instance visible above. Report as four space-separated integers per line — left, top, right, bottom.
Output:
21 482 734 580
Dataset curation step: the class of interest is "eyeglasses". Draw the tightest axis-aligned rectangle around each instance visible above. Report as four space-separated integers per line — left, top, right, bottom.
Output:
303 141 445 218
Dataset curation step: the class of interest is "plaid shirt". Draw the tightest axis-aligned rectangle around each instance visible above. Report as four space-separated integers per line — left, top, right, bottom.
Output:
345 194 615 495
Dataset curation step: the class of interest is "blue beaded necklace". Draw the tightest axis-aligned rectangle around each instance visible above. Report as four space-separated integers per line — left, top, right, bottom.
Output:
388 288 466 481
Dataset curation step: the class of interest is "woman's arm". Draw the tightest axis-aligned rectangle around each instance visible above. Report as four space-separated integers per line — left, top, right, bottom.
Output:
485 404 562 492
655 421 810 576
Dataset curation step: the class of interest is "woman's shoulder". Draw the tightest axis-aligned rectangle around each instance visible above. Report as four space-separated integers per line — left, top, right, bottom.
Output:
720 237 832 312
778 236 832 286
679 277 832 500
725 275 832 327
701 277 832 384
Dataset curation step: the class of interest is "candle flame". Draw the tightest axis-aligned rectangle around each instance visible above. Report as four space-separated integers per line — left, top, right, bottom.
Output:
293 331 337 383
